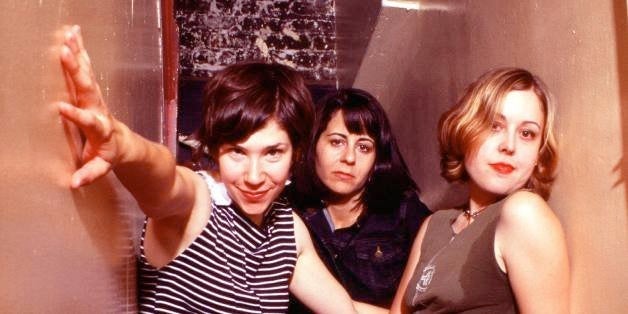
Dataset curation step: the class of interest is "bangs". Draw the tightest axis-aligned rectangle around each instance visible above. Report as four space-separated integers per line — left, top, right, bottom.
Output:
211 92 276 145
341 106 379 138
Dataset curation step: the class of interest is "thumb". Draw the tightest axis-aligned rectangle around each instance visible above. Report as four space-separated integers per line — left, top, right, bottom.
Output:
70 156 112 188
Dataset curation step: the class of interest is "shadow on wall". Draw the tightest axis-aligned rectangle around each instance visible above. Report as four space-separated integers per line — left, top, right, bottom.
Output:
335 0 381 87
613 0 628 217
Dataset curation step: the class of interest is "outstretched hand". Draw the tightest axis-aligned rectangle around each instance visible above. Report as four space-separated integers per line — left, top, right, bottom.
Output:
58 26 119 188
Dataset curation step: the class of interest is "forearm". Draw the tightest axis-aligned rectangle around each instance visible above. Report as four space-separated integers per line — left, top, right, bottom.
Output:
353 301 388 314
58 26 197 219
113 120 194 218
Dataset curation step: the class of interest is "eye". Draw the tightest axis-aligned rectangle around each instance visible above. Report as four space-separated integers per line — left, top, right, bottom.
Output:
521 129 537 140
266 147 284 161
231 147 245 155
224 147 246 161
329 138 345 147
491 121 504 132
357 143 374 153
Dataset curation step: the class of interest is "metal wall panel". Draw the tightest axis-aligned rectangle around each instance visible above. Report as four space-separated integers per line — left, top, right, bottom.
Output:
349 0 628 312
0 1 163 312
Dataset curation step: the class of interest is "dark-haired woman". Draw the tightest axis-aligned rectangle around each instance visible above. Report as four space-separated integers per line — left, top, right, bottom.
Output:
288 88 431 312
57 26 368 313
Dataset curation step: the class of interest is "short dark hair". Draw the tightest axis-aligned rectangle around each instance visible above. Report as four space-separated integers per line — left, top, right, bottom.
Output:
194 62 314 169
293 88 418 212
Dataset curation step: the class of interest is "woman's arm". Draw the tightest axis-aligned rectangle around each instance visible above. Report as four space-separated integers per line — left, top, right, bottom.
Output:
58 26 200 220
290 213 358 313
390 215 432 314
496 190 570 313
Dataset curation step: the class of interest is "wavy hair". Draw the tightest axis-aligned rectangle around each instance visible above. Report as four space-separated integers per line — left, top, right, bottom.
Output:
438 67 558 199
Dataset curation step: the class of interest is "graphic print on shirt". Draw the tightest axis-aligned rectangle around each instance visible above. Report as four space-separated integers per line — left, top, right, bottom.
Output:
412 262 436 306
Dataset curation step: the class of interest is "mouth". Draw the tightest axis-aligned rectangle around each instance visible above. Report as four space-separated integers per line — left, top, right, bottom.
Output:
490 163 515 175
239 189 270 202
332 171 355 180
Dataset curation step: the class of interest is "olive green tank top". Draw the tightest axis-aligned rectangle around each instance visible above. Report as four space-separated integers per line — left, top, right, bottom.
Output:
404 198 518 313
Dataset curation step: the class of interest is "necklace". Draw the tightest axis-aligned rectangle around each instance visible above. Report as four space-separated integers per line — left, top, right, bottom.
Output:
463 206 487 220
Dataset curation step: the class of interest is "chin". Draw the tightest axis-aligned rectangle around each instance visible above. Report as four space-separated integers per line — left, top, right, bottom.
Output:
241 203 270 215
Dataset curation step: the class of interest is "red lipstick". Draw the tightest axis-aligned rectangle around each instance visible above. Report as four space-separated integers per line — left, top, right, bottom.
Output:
490 163 514 174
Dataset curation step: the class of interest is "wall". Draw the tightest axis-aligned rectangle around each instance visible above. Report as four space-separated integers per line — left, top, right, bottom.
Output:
347 0 628 312
175 0 336 82
335 0 381 87
0 1 163 312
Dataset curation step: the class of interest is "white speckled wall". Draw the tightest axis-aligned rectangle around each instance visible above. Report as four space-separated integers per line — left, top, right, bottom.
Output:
0 1 163 311
344 0 628 312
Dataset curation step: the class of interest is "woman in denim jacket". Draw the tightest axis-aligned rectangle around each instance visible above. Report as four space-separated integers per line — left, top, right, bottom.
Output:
288 88 431 311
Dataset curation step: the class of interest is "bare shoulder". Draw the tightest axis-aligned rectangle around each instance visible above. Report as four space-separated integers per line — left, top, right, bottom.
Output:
292 212 310 255
187 169 212 225
497 190 566 256
496 193 570 312
500 190 559 228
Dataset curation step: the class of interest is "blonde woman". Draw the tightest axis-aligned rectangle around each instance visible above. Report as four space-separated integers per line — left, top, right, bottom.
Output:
391 68 569 313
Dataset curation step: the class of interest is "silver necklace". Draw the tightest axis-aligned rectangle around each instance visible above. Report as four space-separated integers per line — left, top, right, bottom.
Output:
463 206 487 220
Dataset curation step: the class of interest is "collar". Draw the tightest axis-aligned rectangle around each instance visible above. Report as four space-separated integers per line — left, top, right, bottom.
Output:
197 170 231 206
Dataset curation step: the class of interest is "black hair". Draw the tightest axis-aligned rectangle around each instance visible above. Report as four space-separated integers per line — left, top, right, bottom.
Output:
292 88 418 213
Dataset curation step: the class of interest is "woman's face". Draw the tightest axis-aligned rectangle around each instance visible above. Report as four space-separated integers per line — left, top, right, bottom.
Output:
315 110 376 201
465 89 545 201
216 119 293 225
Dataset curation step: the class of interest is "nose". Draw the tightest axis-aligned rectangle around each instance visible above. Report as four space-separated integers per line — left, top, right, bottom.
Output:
498 131 516 154
244 158 265 186
341 145 356 164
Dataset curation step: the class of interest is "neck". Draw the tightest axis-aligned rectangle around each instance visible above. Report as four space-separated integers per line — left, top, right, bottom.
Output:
325 193 364 229
467 182 500 212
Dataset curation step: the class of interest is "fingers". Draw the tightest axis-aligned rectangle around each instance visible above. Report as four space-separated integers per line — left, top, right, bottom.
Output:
71 156 112 188
60 26 104 111
58 102 111 142
59 26 116 189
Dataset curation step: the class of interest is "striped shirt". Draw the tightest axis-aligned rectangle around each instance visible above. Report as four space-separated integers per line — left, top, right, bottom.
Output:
138 181 298 313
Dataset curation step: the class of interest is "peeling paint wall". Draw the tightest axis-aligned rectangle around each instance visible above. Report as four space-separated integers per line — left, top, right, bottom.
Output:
175 0 336 83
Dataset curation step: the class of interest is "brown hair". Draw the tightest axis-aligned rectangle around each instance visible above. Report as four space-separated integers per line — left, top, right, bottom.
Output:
195 62 314 169
438 67 558 199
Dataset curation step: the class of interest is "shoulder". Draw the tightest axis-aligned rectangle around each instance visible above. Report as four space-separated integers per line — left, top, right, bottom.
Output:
292 212 311 255
496 190 566 258
499 190 558 229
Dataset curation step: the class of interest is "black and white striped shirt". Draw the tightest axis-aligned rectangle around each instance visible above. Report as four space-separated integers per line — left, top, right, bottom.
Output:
138 185 297 313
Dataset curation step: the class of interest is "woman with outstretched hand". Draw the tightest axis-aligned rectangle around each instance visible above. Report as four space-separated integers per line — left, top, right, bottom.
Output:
57 25 378 313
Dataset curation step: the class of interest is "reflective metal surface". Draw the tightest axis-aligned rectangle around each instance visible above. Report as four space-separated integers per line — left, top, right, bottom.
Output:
349 0 628 312
0 1 163 312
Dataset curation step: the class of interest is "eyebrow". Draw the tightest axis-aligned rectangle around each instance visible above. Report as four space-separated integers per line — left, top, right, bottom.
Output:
264 143 289 150
495 114 542 129
226 142 289 151
327 132 375 142
326 132 348 138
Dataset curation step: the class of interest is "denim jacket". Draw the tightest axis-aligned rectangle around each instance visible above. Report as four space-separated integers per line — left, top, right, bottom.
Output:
289 191 431 311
